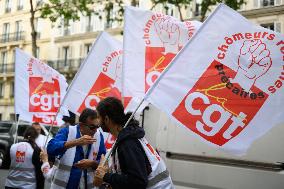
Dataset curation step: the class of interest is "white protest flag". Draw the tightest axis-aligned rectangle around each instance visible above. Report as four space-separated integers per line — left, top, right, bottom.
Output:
144 4 284 155
60 32 127 149
123 6 202 111
61 32 130 115
15 48 68 126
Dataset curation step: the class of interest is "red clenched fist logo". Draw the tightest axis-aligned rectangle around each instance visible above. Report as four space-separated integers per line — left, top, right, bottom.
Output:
154 17 180 55
234 39 272 91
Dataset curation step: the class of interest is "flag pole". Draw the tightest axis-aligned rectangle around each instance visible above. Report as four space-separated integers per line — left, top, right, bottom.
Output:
13 114 20 144
43 109 60 148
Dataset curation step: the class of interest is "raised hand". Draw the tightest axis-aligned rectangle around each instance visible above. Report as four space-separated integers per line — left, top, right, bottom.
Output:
233 39 272 91
40 148 48 163
74 159 98 170
76 135 97 146
94 154 109 186
154 16 180 55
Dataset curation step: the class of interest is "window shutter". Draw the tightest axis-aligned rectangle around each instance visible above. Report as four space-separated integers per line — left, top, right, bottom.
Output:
275 22 281 33
80 44 83 58
69 46 73 59
254 0 259 7
81 15 86 33
275 0 281 5
70 21 75 34
57 47 60 59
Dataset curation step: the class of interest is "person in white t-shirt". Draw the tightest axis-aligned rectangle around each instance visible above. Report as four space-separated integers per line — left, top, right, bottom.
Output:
32 122 50 148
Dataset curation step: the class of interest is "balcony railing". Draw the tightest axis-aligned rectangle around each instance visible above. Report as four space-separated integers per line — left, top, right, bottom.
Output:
0 59 83 74
47 58 84 73
5 7 11 13
0 64 15 74
105 22 112 29
17 5 23 10
86 25 93 32
1 32 25 43
63 28 70 35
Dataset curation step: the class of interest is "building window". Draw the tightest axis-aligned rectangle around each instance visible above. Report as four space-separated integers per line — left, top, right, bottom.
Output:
10 113 15 121
63 20 70 35
195 3 201 16
2 23 10 42
1 51 7 73
10 81 14 97
261 0 275 6
0 83 4 98
17 0 24 10
63 46 69 66
12 49 16 63
34 18 41 39
36 47 40 58
165 4 178 17
86 15 93 32
261 23 275 31
105 6 114 29
1 51 7 64
94 16 104 31
36 0 43 6
5 0 11 13
85 44 92 55
15 20 22 40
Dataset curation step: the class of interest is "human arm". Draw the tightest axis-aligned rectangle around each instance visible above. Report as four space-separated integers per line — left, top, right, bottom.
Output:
74 133 106 170
47 127 69 156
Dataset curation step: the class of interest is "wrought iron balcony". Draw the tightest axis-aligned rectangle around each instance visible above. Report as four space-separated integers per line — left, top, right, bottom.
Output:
5 7 11 13
86 25 93 32
63 28 70 35
17 5 23 10
47 58 84 73
0 59 83 75
1 32 25 43
0 64 15 74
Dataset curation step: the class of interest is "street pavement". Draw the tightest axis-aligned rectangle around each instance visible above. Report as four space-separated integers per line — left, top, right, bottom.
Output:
0 169 8 188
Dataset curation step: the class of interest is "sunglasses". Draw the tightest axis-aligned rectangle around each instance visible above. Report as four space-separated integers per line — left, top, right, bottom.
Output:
88 124 99 130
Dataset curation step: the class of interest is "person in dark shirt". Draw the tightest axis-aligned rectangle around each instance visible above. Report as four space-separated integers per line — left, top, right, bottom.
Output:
94 97 152 189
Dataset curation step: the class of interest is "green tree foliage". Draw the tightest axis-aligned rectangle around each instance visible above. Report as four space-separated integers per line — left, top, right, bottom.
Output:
151 0 192 21
29 0 96 57
40 0 95 22
151 0 245 21
200 0 245 21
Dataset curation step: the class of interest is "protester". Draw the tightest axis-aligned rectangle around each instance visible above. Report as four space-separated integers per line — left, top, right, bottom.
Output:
47 108 106 189
40 149 57 182
94 97 174 189
62 111 76 127
32 122 50 148
5 127 44 189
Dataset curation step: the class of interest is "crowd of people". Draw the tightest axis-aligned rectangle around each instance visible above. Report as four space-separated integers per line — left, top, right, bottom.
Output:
4 97 174 189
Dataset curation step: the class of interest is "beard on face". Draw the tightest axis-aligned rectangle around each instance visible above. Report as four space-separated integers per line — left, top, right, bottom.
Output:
100 121 110 133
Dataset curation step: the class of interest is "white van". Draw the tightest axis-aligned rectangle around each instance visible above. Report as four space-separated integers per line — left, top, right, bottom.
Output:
142 104 284 189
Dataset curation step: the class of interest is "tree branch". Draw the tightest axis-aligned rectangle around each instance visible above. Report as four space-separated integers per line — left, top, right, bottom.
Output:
35 3 64 12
